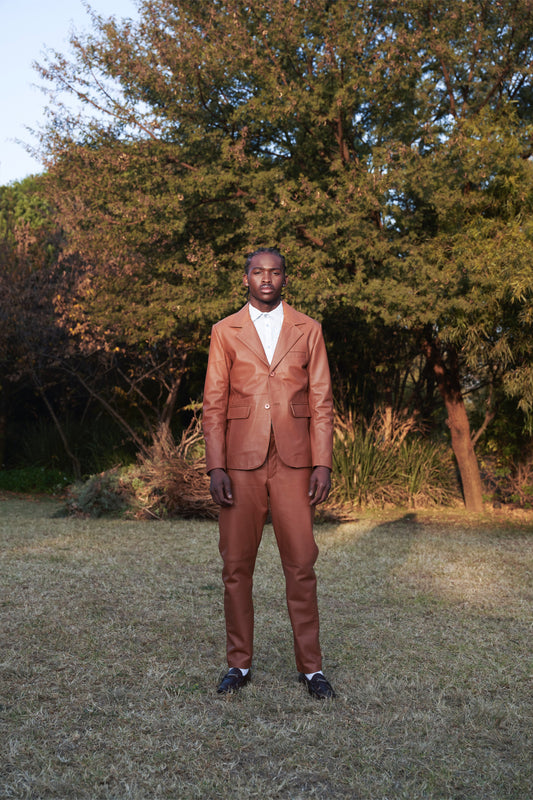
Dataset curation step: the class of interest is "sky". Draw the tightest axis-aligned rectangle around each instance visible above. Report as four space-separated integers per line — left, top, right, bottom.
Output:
0 0 139 185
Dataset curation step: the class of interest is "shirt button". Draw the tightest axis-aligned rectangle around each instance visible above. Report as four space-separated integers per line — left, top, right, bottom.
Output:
265 403 270 409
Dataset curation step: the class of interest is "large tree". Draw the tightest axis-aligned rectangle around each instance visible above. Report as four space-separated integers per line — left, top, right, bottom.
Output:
35 0 533 508
0 178 83 473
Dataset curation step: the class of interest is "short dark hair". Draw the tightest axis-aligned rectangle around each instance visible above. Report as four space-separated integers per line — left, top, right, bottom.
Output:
244 247 286 274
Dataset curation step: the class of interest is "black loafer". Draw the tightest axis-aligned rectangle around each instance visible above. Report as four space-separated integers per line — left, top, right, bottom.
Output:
299 672 336 699
217 668 251 694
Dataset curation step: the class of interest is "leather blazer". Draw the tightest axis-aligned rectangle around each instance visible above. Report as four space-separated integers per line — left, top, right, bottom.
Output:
203 302 333 471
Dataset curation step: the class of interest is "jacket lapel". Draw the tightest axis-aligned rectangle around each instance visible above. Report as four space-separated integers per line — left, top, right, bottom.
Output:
231 303 305 369
270 304 305 369
233 305 270 366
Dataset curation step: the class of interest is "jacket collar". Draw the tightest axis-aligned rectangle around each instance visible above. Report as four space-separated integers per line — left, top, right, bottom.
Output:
248 300 284 324
231 302 305 367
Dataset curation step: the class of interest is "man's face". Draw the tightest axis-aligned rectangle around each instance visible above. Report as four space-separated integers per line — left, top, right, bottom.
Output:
243 252 287 312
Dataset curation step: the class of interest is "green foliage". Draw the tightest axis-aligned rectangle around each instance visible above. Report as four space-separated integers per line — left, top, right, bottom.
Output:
9 414 136 475
0 177 59 268
2 0 528 487
34 0 533 404
0 176 64 378
480 451 533 509
0 467 70 494
332 411 459 508
398 439 459 507
64 470 130 518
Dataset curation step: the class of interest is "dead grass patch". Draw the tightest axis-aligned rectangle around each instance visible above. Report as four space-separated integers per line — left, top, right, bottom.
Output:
1 498 531 799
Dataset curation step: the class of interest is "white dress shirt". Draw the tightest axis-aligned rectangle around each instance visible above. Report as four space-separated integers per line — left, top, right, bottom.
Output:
249 301 284 364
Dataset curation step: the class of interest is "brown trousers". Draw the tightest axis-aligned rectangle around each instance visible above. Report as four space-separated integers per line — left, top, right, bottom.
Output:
218 433 322 673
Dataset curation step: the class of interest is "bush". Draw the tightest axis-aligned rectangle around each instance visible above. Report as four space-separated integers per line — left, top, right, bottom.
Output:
481 454 533 509
61 415 218 520
60 409 464 518
397 438 459 507
332 409 460 509
0 467 71 494
64 469 130 518
6 414 136 475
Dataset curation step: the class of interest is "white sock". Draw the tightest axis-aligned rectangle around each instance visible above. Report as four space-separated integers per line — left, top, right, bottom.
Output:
236 667 249 676
305 670 324 680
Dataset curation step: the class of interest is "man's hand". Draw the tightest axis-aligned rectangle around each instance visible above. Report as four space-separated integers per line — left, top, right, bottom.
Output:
308 466 331 506
209 468 234 506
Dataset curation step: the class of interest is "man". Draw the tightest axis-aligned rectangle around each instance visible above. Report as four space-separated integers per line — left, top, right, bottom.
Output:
202 247 336 699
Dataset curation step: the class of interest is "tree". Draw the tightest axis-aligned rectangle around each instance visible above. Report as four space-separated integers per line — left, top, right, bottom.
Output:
35 0 533 507
38 138 238 454
0 178 83 474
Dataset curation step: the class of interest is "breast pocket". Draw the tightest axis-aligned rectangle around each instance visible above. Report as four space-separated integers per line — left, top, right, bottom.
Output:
284 350 308 362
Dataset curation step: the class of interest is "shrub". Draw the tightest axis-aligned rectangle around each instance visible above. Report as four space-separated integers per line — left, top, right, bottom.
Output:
481 453 533 509
397 438 459 507
0 467 70 494
61 414 218 520
128 416 217 519
7 414 136 475
332 408 459 509
64 469 130 518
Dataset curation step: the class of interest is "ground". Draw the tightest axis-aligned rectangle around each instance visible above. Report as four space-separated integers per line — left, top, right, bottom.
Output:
1 495 532 799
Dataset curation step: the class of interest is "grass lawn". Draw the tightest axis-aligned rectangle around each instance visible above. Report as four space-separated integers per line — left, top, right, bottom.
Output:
1 496 532 799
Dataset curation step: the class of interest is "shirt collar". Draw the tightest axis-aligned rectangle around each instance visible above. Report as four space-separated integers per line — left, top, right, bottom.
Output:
248 301 284 322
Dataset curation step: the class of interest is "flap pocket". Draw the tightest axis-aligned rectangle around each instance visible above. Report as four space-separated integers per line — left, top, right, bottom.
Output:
290 402 311 418
227 405 251 420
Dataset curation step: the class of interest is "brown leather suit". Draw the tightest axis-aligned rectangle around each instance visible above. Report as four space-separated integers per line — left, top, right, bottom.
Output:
203 302 334 672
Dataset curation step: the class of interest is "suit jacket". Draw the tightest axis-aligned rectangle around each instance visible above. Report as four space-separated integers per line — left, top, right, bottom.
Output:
203 302 333 471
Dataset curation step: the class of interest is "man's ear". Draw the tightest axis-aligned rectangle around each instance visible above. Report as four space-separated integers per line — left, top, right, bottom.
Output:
243 272 249 288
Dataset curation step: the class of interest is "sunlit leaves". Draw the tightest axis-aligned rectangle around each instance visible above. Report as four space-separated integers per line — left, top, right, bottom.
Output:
32 0 533 427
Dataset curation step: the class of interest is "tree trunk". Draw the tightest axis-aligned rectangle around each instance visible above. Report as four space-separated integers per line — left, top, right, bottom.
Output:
155 352 188 453
426 342 484 512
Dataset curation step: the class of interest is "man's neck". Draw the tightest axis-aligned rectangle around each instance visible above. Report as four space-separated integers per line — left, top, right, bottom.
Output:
249 298 282 314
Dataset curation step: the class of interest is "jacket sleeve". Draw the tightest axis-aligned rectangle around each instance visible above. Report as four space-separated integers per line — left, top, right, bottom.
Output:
307 324 334 469
202 324 231 473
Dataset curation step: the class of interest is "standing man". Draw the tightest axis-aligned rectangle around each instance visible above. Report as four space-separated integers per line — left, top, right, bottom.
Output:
203 247 336 699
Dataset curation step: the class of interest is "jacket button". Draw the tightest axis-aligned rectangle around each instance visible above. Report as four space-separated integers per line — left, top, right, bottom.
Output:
264 403 270 409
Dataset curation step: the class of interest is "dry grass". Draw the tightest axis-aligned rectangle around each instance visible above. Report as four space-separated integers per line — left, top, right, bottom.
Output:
1 495 532 799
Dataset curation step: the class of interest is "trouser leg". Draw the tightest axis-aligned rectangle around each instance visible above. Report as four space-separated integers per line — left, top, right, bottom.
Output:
218 467 268 669
267 446 322 674
219 437 323 674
